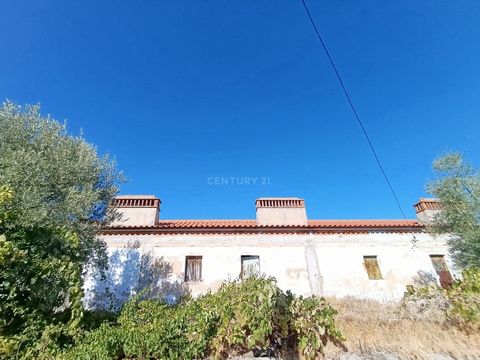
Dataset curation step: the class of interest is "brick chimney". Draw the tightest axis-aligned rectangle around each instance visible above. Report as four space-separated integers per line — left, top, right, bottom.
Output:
414 198 441 224
112 195 160 226
256 198 308 226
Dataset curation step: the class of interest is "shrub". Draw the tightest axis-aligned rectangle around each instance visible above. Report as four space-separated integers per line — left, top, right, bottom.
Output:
62 276 344 360
119 297 218 359
403 284 450 322
403 268 480 331
447 268 480 330
60 324 123 360
290 296 345 360
207 276 286 358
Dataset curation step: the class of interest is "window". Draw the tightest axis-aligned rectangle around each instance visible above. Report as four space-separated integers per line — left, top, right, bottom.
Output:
241 255 260 278
363 256 382 280
185 256 202 282
430 255 453 288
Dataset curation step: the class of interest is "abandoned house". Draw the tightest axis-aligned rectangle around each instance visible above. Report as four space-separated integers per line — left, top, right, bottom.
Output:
83 195 453 309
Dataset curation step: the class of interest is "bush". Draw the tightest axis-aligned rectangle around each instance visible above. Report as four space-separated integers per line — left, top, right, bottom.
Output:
290 296 344 358
447 268 480 330
403 284 450 322
404 268 480 331
119 298 218 359
62 277 344 360
59 324 122 360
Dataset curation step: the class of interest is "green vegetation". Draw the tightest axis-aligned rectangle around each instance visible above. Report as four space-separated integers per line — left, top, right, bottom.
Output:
405 268 480 332
2 104 478 360
427 152 480 269
62 277 344 360
0 102 123 358
0 102 344 359
406 153 480 333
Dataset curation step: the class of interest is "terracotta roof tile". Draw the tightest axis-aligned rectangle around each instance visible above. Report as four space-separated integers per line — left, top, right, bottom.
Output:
308 219 420 228
105 219 421 230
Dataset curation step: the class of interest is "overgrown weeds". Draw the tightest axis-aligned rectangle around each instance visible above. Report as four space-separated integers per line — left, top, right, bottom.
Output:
404 268 480 332
322 269 480 359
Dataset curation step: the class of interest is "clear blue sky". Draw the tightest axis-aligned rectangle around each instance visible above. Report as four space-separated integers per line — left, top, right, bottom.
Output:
1 1 479 220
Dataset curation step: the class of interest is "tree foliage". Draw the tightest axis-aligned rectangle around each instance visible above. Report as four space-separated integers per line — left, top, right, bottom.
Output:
427 152 480 269
0 101 124 358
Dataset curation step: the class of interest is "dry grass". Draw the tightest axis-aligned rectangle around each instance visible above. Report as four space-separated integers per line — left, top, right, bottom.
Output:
322 297 480 360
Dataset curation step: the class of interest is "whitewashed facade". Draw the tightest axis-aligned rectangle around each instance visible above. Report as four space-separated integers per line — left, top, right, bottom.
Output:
83 196 453 309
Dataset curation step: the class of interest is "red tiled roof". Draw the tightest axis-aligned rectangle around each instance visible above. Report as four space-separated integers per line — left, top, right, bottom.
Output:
150 219 420 228
101 219 422 234
308 220 420 228
155 220 257 228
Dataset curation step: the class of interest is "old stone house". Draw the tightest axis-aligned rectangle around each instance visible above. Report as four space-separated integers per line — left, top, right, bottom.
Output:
83 195 453 309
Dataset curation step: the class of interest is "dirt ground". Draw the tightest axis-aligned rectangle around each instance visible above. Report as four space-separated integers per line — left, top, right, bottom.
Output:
321 297 480 360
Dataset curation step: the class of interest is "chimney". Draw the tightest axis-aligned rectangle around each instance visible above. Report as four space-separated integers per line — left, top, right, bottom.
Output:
112 195 160 226
256 197 308 226
414 198 441 224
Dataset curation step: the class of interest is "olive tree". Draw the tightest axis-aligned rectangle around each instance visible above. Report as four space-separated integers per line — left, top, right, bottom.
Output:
427 152 480 269
0 101 124 356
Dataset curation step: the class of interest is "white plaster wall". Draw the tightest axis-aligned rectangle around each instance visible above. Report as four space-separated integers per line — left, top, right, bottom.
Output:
256 207 308 226
154 245 310 297
416 209 442 224
88 232 454 307
313 233 452 300
112 207 158 226
83 247 142 310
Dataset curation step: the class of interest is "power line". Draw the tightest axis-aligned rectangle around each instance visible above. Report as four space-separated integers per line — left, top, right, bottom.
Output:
299 0 409 223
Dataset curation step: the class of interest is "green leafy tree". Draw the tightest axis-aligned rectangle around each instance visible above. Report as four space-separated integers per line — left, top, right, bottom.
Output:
0 101 124 357
427 152 480 269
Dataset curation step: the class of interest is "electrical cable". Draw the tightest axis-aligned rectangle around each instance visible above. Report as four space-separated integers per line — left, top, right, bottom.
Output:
299 0 412 225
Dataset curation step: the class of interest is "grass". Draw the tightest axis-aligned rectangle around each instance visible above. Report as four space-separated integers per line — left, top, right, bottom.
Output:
321 297 480 359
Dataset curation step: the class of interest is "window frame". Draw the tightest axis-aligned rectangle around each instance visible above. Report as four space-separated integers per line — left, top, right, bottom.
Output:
240 255 261 279
363 255 383 280
429 254 453 288
184 255 203 282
